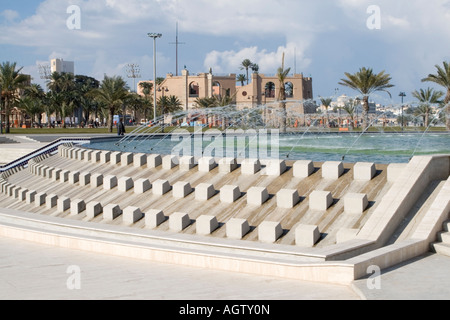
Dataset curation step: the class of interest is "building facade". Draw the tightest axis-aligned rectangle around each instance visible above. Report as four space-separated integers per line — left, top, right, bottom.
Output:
51 58 75 74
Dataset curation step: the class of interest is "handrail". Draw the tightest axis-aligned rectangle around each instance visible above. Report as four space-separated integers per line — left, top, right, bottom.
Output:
0 137 92 173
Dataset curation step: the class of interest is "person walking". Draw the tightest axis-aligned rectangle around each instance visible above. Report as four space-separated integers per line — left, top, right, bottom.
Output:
117 118 126 136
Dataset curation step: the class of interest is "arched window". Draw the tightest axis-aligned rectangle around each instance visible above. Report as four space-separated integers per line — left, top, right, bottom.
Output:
285 82 294 98
265 82 276 98
189 82 199 97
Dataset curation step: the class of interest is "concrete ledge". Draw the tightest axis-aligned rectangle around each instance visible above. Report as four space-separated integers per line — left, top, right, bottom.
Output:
196 215 219 235
169 212 191 231
336 228 360 244
387 163 407 183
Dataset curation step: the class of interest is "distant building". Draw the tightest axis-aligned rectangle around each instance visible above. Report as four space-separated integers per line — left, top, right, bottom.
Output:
51 58 74 74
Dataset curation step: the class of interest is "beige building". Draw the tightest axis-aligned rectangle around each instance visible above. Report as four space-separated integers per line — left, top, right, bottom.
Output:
137 69 315 120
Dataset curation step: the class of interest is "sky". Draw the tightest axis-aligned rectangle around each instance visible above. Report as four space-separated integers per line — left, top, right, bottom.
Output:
1 0 450 106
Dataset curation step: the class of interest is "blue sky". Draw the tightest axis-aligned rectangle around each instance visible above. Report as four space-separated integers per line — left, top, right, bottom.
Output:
1 0 450 106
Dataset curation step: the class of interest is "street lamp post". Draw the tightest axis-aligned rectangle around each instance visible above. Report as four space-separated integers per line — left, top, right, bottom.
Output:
148 33 162 123
399 92 406 131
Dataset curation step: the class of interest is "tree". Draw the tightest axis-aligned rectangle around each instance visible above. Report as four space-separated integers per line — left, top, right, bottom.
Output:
240 59 253 85
339 67 394 130
251 63 259 74
320 97 333 126
19 97 44 127
90 75 130 133
194 96 218 127
421 61 450 130
157 95 183 132
236 74 247 87
412 88 444 127
277 53 291 133
0 62 30 133
342 102 356 129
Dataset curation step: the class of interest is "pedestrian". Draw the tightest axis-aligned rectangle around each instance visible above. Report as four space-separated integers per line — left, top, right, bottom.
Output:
117 118 126 136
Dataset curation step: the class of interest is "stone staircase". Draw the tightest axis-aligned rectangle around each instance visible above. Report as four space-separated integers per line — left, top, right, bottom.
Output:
433 221 450 256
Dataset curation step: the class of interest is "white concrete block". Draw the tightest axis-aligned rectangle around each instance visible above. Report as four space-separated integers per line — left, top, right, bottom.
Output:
219 158 238 173
110 152 122 165
153 179 172 196
258 221 283 243
226 218 250 240
295 224 321 247
70 199 86 215
79 172 91 186
83 150 93 162
241 159 261 175
134 179 151 194
293 160 315 178
91 174 104 188
277 189 300 209
344 193 369 214
91 150 101 163
247 187 269 206
46 194 58 209
169 212 191 231
18 188 28 201
123 207 143 224
69 171 80 184
100 151 111 164
52 169 62 182
353 162 376 181
173 181 193 199
118 177 134 192
103 175 118 190
179 156 196 171
322 161 344 180
57 197 70 213
162 155 178 170
196 215 219 235
134 153 147 167
195 183 216 201
264 160 287 176
309 191 333 211
103 204 122 221
198 157 217 172
145 209 165 229
220 185 241 203
86 201 103 219
60 170 70 182
147 154 162 168
26 190 37 204
34 192 47 207
121 153 133 166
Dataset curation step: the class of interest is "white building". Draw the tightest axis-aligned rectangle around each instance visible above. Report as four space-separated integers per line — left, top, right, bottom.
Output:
51 58 74 74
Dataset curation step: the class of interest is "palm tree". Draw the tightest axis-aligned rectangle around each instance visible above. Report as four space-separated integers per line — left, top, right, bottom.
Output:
240 59 253 85
19 97 44 127
236 74 247 87
421 61 450 130
194 96 218 127
412 88 444 127
157 95 183 132
251 63 259 75
342 102 357 129
90 75 130 133
320 97 333 126
0 62 30 133
277 53 291 133
339 67 394 130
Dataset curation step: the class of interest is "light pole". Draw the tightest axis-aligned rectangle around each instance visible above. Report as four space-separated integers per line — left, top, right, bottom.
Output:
399 92 406 131
148 33 162 123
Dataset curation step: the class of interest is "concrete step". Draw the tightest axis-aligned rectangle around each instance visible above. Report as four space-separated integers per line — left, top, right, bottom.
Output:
443 221 450 232
433 242 450 257
437 231 450 244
